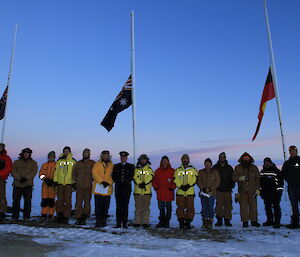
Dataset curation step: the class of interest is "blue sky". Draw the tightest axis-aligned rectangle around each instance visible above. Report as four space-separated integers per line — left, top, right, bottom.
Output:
0 0 299 168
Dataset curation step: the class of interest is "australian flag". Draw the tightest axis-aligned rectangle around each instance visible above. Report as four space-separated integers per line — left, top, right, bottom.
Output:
0 86 8 120
101 75 132 132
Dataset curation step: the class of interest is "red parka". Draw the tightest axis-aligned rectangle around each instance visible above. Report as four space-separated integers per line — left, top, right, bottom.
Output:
0 150 13 180
152 163 176 202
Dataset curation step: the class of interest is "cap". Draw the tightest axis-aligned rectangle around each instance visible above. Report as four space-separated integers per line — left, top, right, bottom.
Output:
119 151 129 157
101 150 110 155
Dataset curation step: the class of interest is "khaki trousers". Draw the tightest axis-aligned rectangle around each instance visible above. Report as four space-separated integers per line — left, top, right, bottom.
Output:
239 192 258 222
56 185 73 218
216 191 233 219
134 194 151 225
176 195 195 220
75 187 92 218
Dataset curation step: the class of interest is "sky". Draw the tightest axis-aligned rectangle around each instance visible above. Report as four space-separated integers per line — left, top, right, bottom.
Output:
0 0 299 168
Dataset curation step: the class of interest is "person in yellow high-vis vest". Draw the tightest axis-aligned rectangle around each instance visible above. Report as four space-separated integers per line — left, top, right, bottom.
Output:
133 154 154 228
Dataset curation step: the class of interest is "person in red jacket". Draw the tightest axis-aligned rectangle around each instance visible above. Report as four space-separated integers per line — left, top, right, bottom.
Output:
152 156 176 228
0 143 13 221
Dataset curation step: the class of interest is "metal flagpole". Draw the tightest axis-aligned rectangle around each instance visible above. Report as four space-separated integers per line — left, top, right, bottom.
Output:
264 0 287 161
131 11 137 166
1 24 18 144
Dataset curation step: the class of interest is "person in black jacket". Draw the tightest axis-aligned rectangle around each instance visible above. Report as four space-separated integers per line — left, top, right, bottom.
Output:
112 151 134 228
282 145 300 229
212 152 235 227
260 157 283 228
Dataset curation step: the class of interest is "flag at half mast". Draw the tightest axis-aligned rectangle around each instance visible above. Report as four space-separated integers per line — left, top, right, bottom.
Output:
252 67 275 141
0 86 8 120
101 75 132 132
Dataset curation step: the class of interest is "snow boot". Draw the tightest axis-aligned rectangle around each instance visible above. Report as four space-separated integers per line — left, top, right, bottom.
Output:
185 219 192 230
55 212 64 223
286 216 300 229
263 220 274 226
242 221 248 228
179 218 185 229
75 218 84 225
273 223 280 229
164 218 170 228
224 219 232 227
156 220 165 228
0 212 5 222
48 215 53 221
201 219 207 229
215 216 223 227
40 214 47 221
251 221 261 227
206 219 213 229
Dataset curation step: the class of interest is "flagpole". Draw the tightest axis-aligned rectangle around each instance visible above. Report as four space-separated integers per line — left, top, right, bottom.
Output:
131 11 137 166
264 0 287 161
1 24 18 144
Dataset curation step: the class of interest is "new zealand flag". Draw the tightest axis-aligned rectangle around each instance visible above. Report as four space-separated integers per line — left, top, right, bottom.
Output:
101 75 132 132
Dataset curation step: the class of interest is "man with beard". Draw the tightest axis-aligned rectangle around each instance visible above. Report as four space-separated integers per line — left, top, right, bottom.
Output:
282 145 300 229
92 150 114 227
0 143 12 221
232 152 260 227
72 149 95 225
174 154 198 229
260 157 283 228
112 151 134 228
212 152 234 227
11 148 38 221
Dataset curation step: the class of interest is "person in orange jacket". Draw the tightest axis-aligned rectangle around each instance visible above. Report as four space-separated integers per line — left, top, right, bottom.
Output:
152 156 176 228
39 151 56 220
92 150 114 227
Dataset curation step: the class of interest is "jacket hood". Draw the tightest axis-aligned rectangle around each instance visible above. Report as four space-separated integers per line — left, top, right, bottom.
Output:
238 152 254 164
58 152 73 160
0 150 7 155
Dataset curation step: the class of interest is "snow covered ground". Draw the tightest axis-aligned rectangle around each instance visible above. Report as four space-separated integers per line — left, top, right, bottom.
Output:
0 176 299 257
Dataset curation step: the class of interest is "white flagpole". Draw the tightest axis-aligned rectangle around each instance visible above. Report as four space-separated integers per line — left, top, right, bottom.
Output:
1 24 18 144
264 0 287 161
131 11 137 166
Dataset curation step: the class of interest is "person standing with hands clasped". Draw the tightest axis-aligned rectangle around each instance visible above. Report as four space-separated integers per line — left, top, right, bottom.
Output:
152 156 176 228
197 158 220 229
174 154 198 229
133 154 154 228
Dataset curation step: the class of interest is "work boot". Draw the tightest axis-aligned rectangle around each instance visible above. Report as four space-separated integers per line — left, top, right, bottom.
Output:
224 219 232 227
201 219 206 229
243 221 248 228
0 212 5 222
215 216 223 227
55 212 64 223
95 219 102 228
286 216 300 229
40 214 47 221
263 220 274 226
185 219 192 229
179 218 185 229
156 219 165 228
48 215 53 221
164 218 170 228
251 221 261 227
206 219 213 229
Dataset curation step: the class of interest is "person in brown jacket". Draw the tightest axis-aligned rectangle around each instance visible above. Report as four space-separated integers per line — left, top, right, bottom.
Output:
232 152 261 227
39 151 56 220
72 148 95 225
212 152 235 227
11 148 38 220
197 158 220 229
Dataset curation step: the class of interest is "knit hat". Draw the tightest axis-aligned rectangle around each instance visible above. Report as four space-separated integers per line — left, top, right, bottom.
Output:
204 158 212 165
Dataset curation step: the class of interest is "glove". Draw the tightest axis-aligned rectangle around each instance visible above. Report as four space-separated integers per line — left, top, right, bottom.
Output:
20 177 27 183
44 178 53 187
206 188 212 194
239 176 247 182
202 188 207 194
102 182 110 188
138 182 146 189
234 193 240 203
180 184 190 192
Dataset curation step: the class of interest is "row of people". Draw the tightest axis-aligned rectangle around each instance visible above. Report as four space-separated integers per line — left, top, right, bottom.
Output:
0 144 299 230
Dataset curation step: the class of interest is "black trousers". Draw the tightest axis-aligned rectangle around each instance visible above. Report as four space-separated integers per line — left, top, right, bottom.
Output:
264 198 281 224
288 186 300 223
158 201 172 221
12 186 33 219
115 190 131 225
94 195 111 221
